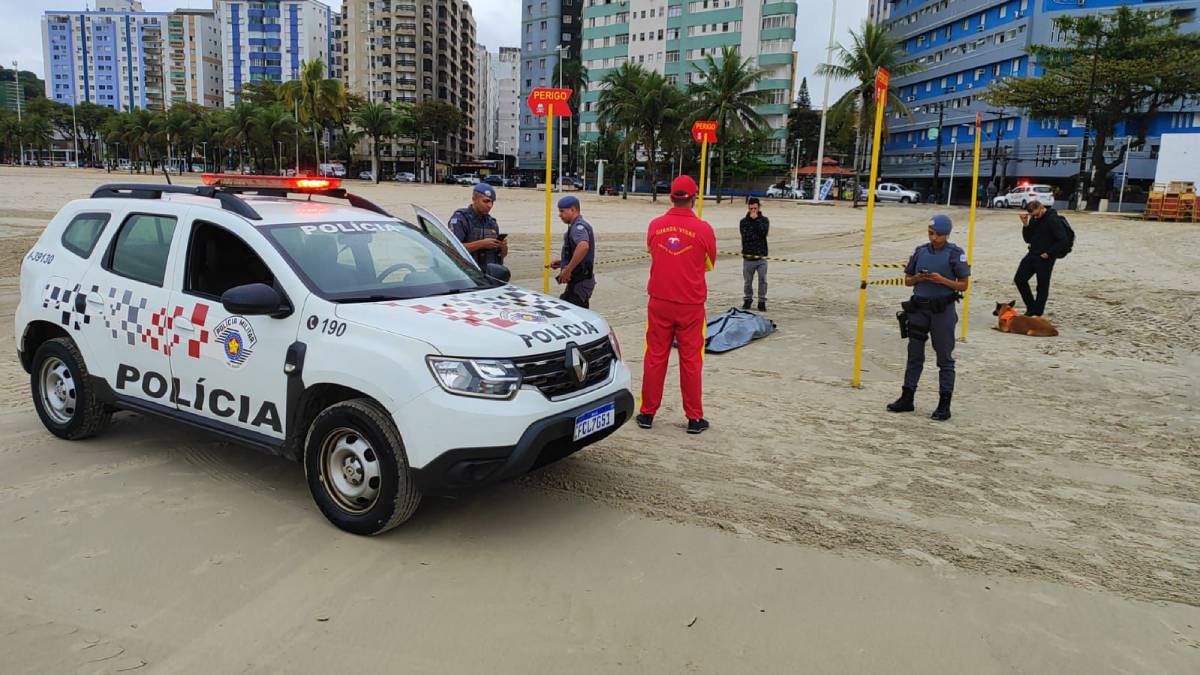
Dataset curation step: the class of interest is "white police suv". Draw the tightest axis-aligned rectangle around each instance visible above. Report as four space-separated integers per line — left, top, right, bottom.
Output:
16 175 633 534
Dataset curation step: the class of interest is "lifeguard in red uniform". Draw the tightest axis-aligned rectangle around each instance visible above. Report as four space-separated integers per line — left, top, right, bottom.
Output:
636 175 717 435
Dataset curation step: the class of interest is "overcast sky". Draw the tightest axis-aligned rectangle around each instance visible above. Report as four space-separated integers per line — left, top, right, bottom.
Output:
7 0 866 105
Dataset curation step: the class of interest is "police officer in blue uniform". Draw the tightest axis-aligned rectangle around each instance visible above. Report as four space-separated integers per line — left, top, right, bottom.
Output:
887 214 970 421
550 195 596 308
449 183 507 267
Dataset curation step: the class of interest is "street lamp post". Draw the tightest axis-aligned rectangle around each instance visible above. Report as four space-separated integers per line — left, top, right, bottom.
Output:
1117 135 1132 214
555 45 568 192
946 137 959 206
984 109 1005 191
13 60 24 166
812 0 838 202
201 141 207 172
931 102 945 202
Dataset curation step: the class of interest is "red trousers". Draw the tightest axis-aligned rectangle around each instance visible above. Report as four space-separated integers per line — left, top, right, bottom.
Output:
640 297 706 420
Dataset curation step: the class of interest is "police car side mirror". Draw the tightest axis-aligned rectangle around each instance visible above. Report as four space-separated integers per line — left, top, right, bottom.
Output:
485 263 511 283
221 283 292 319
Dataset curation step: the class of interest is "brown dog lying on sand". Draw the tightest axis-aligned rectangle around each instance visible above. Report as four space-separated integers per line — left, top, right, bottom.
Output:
993 301 1059 337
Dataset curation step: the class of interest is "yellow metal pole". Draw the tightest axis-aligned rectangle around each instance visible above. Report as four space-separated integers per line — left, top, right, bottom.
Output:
697 137 708 218
543 106 554 294
960 113 983 341
851 74 889 388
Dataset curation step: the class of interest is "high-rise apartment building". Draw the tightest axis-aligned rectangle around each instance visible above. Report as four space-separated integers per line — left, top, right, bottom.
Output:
495 47 522 158
576 0 798 156
41 0 169 111
215 0 337 107
877 0 1200 196
476 45 494 157
339 0 479 166
167 9 223 108
518 0 583 170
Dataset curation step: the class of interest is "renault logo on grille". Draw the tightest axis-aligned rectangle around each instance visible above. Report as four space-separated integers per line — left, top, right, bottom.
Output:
566 343 588 384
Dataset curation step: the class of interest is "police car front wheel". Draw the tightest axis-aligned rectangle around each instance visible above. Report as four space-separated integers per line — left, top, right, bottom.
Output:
30 337 112 440
304 398 421 535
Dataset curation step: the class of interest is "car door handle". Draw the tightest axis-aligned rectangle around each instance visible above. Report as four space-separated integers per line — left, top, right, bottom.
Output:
174 317 196 332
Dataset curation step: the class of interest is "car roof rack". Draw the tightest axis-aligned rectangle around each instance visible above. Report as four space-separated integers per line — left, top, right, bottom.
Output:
90 183 395 220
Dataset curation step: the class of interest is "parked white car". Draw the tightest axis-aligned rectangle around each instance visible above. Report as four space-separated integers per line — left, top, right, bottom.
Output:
394 172 416 182
874 183 921 203
765 184 802 199
993 184 1055 208
455 174 479 186
16 174 632 535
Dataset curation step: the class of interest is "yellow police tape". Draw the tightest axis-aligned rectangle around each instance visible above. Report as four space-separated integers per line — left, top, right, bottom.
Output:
866 277 908 287
721 251 907 269
589 252 907 269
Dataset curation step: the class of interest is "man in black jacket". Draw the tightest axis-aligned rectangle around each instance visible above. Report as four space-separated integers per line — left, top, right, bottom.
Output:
1014 198 1070 316
740 197 769 311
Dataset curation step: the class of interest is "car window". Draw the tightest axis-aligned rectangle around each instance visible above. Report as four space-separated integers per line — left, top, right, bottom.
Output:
262 220 499 301
1034 186 1053 193
184 221 275 299
107 213 178 287
61 212 111 258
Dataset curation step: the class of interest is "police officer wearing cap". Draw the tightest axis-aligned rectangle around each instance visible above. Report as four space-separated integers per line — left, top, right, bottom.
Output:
550 195 596 308
887 214 970 421
449 182 507 267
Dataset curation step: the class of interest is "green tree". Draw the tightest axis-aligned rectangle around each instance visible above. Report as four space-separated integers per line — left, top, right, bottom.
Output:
984 6 1200 208
413 100 464 180
631 72 689 201
22 115 55 166
597 63 647 198
162 103 203 171
816 20 923 173
221 103 262 171
76 102 115 167
787 78 822 168
255 103 299 173
352 102 396 183
279 60 346 170
688 46 770 202
552 57 590 175
0 111 19 163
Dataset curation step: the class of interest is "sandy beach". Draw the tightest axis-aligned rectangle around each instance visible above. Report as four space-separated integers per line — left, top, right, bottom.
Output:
0 167 1197 673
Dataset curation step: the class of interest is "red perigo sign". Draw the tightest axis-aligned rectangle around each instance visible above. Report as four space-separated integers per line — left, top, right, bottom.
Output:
527 88 573 117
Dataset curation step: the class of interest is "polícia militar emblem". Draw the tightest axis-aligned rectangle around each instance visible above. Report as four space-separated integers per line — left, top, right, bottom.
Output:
214 316 257 368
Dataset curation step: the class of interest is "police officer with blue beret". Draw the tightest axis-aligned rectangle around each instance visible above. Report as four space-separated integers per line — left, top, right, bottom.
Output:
887 214 970 420
550 195 596 308
449 182 507 267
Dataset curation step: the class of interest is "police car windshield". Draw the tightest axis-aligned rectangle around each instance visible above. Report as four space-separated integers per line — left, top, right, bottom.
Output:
263 220 498 301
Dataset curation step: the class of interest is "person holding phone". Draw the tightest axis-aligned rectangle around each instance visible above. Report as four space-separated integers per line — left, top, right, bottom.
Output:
1014 197 1070 317
887 214 970 421
449 182 508 267
549 195 595 308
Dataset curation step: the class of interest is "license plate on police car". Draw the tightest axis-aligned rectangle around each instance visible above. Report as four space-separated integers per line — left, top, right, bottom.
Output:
573 402 616 441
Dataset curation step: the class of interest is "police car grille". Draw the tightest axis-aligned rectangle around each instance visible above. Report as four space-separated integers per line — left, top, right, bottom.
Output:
513 338 614 398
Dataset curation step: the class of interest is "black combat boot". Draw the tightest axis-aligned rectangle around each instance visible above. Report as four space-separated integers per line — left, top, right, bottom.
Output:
930 392 952 421
886 387 916 412
757 300 767 312
742 299 752 310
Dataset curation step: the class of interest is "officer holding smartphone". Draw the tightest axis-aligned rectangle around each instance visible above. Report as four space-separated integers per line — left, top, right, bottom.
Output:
887 214 970 421
449 182 507 267
549 195 596 308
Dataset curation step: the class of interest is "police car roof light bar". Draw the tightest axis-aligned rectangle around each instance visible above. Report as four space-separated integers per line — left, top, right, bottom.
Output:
199 174 393 218
90 183 263 220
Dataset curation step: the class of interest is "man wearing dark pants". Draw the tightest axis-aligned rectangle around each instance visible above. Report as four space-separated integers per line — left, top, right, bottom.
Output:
550 195 595 308
1014 198 1070 316
740 197 769 311
887 214 970 421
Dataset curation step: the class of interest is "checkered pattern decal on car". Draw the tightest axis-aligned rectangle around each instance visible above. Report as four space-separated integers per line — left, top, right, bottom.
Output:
41 282 211 358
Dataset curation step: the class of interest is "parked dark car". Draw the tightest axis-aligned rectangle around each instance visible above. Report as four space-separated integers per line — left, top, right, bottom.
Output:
653 180 671 194
483 174 504 186
566 177 585 190
598 184 620 196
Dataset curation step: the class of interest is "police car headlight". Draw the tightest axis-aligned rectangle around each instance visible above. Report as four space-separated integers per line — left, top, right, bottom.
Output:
608 328 622 361
426 357 522 399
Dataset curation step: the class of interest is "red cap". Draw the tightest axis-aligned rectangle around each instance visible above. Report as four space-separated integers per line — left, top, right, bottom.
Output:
671 175 698 198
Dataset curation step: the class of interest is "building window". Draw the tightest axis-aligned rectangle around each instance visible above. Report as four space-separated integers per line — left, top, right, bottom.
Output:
999 5 1007 18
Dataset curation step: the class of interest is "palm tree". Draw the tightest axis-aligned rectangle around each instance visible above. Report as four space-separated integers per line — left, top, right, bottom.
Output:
222 103 261 171
162 103 201 172
597 63 647 198
279 59 346 171
22 116 54 167
256 103 299 173
816 20 923 174
0 111 20 164
689 46 770 202
352 102 395 183
631 72 689 202
552 57 590 175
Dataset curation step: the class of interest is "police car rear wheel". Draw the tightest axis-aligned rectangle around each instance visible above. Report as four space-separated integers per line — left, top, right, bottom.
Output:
304 398 421 535
30 337 111 440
